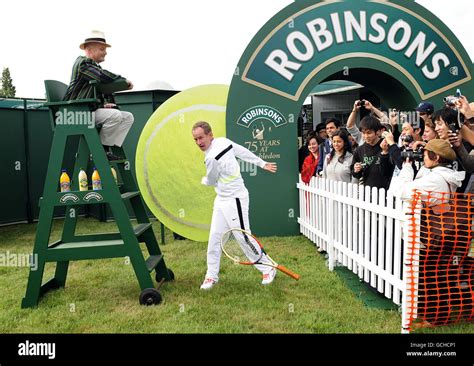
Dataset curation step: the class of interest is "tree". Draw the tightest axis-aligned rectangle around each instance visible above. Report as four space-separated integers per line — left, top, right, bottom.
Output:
0 68 16 98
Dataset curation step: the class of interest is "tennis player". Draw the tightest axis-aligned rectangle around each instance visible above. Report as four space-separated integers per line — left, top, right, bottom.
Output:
192 121 278 289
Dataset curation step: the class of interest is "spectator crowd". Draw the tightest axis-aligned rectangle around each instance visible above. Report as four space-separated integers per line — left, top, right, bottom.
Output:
298 93 473 328
299 95 473 196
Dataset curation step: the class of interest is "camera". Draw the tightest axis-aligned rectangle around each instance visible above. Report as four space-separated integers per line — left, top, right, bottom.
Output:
443 96 459 106
443 89 465 131
401 148 424 162
400 134 414 144
359 163 368 171
443 88 462 107
449 121 462 133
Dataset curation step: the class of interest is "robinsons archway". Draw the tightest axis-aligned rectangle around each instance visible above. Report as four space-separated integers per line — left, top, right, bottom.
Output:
226 0 473 236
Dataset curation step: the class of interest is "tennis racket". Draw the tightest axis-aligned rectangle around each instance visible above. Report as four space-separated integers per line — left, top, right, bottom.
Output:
221 228 300 280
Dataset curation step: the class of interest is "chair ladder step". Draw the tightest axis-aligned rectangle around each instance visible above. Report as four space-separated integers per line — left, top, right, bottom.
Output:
121 191 140 200
45 239 126 261
134 223 152 237
145 255 164 272
111 159 128 164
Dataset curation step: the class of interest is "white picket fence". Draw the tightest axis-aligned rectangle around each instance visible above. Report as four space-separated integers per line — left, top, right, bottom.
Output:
297 176 412 331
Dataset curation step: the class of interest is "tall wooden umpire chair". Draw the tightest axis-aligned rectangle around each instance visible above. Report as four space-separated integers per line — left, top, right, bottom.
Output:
22 79 173 308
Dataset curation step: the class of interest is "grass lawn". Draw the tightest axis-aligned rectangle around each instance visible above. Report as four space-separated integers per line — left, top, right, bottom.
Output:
0 217 472 334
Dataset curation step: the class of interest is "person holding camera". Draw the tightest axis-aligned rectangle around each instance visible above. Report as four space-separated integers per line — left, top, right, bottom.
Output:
433 107 472 193
448 129 474 194
449 132 474 172
455 95 474 145
347 99 388 146
388 139 466 326
351 116 394 189
400 119 424 146
389 139 465 204
450 96 474 178
407 120 439 153
385 129 423 184
397 120 440 176
385 119 425 178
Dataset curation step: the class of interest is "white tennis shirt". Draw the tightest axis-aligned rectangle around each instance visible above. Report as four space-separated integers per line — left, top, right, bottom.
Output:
201 137 266 198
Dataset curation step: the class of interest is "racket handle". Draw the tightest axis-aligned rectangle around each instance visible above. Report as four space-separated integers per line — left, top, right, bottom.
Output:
276 264 300 280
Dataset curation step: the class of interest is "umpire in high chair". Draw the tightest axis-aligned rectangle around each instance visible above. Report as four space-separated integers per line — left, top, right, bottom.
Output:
64 30 134 160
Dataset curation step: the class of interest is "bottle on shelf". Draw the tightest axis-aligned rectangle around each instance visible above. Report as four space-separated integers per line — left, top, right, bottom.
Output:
111 166 118 185
59 169 71 192
78 168 88 191
92 167 102 190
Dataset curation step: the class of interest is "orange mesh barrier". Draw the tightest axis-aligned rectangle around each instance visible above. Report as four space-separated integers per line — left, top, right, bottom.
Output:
405 190 473 331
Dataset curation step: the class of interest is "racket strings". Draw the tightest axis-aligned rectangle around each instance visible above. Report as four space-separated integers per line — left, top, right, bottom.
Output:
223 231 262 264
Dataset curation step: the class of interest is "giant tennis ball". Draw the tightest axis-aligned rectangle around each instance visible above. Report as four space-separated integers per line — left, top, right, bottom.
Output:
136 84 228 242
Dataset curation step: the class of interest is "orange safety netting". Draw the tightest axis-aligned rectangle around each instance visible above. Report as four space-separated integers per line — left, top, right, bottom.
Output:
405 190 473 331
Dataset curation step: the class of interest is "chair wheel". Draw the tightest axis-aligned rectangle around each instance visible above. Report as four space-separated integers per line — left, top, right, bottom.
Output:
139 288 162 306
156 268 175 283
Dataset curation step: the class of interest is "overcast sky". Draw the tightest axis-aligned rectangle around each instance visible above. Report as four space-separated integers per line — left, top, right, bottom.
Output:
1 0 472 98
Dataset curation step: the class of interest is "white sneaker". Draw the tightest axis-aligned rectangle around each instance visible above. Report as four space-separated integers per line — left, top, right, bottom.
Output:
262 268 276 285
200 277 218 290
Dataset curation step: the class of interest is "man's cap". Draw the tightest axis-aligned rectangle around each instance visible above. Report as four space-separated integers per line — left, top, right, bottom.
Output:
415 102 434 114
315 123 326 133
424 139 456 162
80 30 111 50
